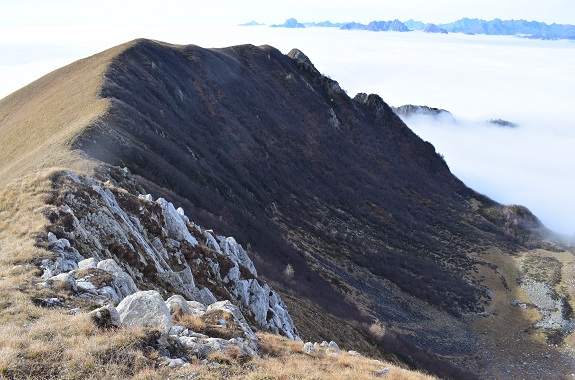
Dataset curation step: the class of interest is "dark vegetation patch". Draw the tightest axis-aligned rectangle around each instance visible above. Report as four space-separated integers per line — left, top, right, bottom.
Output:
68 40 550 374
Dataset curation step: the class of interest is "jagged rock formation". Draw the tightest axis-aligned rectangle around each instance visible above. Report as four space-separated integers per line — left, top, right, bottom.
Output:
42 171 298 339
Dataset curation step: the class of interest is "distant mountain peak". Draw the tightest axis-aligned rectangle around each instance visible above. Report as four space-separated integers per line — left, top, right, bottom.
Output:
239 20 263 26
271 18 305 28
423 23 448 34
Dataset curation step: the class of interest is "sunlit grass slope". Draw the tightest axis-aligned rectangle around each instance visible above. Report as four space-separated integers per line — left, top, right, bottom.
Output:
0 41 140 187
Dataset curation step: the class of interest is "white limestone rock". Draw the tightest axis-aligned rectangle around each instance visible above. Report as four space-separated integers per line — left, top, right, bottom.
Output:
187 301 207 316
47 232 58 243
156 198 198 245
218 237 256 275
165 294 191 315
47 173 300 340
76 280 96 292
98 286 121 304
197 287 217 306
97 259 138 300
117 290 172 334
41 234 84 278
78 257 98 269
138 194 153 202
204 232 222 253
326 340 341 355
302 342 314 354
169 325 189 336
179 336 258 359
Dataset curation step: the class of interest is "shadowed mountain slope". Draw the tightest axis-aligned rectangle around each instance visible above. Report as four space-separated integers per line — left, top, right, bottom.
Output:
77 39 495 314
1 39 572 378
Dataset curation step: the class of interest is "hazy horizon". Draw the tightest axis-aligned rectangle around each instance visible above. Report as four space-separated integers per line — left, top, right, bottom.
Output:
1 22 574 235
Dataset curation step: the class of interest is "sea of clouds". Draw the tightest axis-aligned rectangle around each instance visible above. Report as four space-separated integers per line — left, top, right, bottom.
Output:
1 25 573 235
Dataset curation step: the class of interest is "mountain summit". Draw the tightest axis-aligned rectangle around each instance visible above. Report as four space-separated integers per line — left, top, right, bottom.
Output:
1 39 573 379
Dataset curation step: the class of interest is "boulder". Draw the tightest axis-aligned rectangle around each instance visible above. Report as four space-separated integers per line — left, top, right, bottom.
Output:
76 280 96 292
187 301 207 316
116 290 172 334
165 294 191 315
78 257 98 269
302 342 314 354
375 367 391 377
328 341 340 353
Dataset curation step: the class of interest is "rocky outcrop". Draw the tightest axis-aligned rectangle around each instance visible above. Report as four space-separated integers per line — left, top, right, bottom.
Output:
519 281 575 333
43 171 299 339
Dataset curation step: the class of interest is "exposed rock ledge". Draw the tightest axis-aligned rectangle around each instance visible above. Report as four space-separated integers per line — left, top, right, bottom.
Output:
41 171 299 340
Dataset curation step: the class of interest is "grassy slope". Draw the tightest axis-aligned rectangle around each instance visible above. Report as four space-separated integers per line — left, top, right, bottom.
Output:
0 41 138 188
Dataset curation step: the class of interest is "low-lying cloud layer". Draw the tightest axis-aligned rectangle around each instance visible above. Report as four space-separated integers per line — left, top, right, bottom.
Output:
1 26 574 235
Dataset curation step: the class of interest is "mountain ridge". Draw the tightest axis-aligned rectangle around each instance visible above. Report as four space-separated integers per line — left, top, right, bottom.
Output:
1 38 574 378
265 17 575 39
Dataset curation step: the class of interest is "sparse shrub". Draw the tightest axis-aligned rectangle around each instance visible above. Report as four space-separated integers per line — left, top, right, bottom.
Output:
283 264 294 279
368 320 386 340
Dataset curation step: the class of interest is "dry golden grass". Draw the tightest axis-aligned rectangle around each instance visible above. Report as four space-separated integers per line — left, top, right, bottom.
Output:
173 312 207 332
0 311 158 379
204 333 437 380
0 40 141 188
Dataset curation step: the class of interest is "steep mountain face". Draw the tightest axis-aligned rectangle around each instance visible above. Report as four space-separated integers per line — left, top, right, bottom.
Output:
64 39 569 376
1 39 574 378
